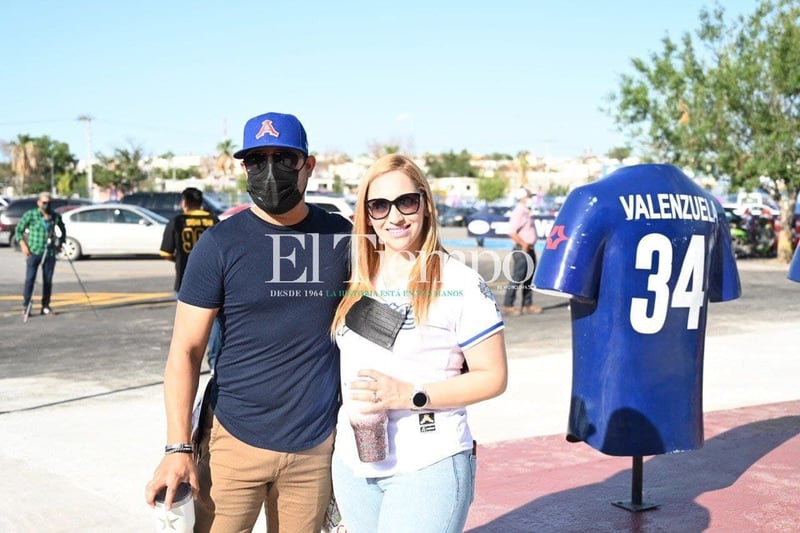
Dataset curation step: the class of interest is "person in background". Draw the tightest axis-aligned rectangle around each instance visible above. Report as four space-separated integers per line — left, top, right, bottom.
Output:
159 187 221 371
502 187 542 316
330 154 508 533
16 191 66 317
145 112 352 532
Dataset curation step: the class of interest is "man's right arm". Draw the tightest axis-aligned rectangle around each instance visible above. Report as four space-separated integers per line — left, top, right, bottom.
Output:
144 301 215 509
15 211 31 256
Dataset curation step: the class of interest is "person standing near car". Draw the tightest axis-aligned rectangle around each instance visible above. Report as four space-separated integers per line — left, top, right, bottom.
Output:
15 191 66 317
159 187 221 371
502 187 542 316
145 111 352 532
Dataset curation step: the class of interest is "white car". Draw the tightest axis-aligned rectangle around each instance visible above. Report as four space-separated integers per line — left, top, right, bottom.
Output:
306 194 354 221
57 204 168 260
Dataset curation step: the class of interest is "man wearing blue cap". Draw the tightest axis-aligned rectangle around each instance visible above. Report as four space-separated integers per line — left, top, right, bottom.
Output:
145 112 352 532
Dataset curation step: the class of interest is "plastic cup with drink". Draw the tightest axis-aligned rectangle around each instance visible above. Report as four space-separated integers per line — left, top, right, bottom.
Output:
346 375 389 463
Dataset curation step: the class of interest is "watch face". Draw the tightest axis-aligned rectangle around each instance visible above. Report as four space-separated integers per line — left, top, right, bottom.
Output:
413 391 428 408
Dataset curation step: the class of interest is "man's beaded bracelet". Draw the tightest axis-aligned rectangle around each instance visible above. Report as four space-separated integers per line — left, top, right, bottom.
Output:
164 443 194 455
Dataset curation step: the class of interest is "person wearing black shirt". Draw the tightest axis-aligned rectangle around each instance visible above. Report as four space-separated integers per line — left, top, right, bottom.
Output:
160 187 221 369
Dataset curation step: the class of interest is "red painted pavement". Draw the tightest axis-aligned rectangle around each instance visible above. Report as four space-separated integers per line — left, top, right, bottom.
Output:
466 400 800 532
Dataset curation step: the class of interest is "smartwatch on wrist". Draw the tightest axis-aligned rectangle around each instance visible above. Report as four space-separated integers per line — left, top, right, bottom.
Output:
411 384 429 410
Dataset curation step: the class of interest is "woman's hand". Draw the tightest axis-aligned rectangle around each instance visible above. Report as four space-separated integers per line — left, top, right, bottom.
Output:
349 369 412 412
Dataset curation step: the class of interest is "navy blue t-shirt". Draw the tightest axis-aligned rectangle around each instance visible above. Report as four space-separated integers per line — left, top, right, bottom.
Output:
534 164 741 456
180 205 352 451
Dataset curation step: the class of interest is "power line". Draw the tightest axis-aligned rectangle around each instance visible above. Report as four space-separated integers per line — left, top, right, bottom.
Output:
0 118 76 126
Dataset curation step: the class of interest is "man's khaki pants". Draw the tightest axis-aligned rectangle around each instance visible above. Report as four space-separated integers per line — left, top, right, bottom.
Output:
194 414 333 533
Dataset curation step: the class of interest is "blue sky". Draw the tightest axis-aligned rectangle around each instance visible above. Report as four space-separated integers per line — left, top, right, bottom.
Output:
0 1 757 161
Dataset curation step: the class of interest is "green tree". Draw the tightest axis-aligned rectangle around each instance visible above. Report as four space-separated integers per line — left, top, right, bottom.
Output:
173 167 200 180
425 150 478 178
0 161 12 188
157 151 177 181
332 174 343 194
94 143 149 193
606 146 632 163
607 0 800 261
3 134 78 195
477 176 507 203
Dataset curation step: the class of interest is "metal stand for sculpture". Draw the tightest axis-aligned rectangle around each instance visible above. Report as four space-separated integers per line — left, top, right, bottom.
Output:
612 456 658 512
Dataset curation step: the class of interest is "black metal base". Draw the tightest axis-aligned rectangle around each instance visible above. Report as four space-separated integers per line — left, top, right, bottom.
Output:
611 455 660 512
612 499 659 512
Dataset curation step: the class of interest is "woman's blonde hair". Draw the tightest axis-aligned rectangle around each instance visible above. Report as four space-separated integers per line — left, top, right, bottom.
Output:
331 153 445 334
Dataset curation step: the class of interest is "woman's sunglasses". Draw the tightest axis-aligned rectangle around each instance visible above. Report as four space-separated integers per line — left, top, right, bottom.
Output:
243 151 305 174
366 192 423 220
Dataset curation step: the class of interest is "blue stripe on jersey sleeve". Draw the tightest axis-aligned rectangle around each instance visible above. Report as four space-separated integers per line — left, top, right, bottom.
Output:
459 321 505 350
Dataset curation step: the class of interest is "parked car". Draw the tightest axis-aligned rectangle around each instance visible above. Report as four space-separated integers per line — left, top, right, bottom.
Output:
219 194 355 221
438 206 476 227
466 205 557 247
0 196 94 247
120 191 225 219
56 204 168 260
465 205 513 246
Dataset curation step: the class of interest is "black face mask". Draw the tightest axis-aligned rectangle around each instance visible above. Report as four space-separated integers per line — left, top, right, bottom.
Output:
246 162 303 215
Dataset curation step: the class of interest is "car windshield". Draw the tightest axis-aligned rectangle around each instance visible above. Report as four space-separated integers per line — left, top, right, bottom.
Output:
137 207 169 224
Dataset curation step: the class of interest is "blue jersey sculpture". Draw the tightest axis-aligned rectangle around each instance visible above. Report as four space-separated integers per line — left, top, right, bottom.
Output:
533 164 741 456
789 246 800 282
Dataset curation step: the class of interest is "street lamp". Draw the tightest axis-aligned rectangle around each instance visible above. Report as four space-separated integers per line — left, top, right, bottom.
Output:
78 114 93 200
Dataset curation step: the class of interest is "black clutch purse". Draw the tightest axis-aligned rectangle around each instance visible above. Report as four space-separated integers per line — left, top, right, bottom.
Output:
344 296 408 349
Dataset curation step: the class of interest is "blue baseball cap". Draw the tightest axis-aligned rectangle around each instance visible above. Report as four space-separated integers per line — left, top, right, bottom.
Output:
233 112 309 159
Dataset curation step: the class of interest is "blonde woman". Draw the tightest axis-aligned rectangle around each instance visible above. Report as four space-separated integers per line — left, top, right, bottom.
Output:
330 154 508 532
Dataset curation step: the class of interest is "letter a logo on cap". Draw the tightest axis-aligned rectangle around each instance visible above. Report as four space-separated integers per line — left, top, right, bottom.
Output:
255 120 280 140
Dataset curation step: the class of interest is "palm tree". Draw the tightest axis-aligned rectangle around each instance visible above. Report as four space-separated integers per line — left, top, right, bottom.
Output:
516 150 530 187
215 139 237 178
9 134 40 194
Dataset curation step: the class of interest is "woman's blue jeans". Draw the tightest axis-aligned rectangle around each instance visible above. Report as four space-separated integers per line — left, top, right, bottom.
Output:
332 449 475 533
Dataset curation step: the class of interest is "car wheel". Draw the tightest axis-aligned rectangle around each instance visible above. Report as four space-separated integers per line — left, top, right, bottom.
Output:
59 237 82 261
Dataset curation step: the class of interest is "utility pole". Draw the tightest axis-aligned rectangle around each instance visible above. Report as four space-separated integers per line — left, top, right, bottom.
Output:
78 114 93 200
49 159 54 195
